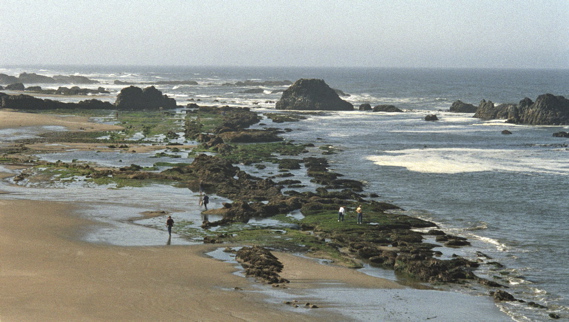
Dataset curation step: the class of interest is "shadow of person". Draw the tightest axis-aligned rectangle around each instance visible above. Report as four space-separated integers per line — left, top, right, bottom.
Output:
166 235 171 246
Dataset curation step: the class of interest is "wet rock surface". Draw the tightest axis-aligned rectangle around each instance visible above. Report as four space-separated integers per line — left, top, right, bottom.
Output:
235 246 289 284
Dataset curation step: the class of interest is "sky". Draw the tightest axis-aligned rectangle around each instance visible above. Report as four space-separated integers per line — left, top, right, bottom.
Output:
1 0 568 69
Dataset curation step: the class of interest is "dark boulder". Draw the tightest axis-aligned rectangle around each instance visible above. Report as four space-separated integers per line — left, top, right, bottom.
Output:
6 83 25 91
491 290 516 302
553 131 569 138
425 114 438 121
450 100 477 113
373 105 403 112
114 86 177 110
501 130 513 135
275 79 353 111
359 103 372 111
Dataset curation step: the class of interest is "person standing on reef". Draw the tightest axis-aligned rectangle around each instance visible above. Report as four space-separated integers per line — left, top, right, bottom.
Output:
166 216 174 235
202 194 209 210
356 205 363 224
338 206 346 222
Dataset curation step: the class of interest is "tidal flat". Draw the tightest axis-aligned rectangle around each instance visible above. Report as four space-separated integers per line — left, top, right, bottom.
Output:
0 106 512 321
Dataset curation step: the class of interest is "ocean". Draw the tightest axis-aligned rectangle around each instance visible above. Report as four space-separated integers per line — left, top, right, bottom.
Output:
1 65 568 321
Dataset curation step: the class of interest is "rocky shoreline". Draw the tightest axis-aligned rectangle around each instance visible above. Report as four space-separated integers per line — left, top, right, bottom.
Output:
0 82 554 314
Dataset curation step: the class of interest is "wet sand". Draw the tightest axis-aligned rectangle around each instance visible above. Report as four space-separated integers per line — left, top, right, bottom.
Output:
0 110 123 132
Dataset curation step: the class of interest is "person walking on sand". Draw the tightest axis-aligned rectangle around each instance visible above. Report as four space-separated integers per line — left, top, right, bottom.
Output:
338 206 346 222
356 205 363 224
166 216 174 235
202 194 209 210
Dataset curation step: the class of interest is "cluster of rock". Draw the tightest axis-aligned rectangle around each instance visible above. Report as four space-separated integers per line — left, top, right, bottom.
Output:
0 93 113 110
359 104 403 112
235 246 289 284
275 79 353 111
451 94 569 125
0 72 98 85
114 86 177 110
0 85 177 111
2 84 109 96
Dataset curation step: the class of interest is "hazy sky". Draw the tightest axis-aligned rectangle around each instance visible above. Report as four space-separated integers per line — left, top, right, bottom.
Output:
1 0 568 68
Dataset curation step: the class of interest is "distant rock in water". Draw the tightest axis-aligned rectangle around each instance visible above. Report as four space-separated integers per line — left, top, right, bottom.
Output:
425 114 438 121
373 105 403 112
473 94 569 125
450 100 477 113
0 72 98 85
473 100 517 120
275 79 353 111
359 103 372 111
114 86 177 110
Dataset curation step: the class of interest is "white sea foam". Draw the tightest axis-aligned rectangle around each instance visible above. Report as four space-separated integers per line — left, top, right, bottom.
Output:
367 147 569 175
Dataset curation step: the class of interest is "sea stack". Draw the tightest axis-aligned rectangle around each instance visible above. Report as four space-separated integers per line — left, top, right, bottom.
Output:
275 79 353 111
114 85 177 110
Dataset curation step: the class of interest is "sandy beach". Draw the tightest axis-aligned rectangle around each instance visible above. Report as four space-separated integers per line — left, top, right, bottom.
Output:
0 111 399 321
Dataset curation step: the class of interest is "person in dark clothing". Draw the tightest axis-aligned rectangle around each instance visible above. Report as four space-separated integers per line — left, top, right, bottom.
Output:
202 194 209 210
166 216 174 235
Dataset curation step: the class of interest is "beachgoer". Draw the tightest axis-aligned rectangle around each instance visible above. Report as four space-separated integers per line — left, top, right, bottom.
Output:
202 194 209 210
166 216 174 235
338 206 346 222
356 205 363 224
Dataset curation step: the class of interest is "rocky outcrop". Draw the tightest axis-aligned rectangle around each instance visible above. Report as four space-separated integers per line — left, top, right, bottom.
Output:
275 79 353 111
0 73 98 85
425 114 438 121
450 100 477 113
0 74 19 84
52 75 99 84
473 94 569 125
6 83 25 91
0 93 113 110
114 86 177 110
217 129 282 143
513 94 569 125
373 105 403 112
235 246 289 284
473 100 516 120
359 103 372 111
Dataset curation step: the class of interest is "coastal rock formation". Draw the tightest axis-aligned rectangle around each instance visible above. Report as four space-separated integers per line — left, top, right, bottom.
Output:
0 73 98 85
473 94 569 125
473 100 516 120
0 93 113 110
359 103 372 111
0 74 19 84
424 114 438 121
235 246 289 284
275 79 353 111
373 105 403 112
114 85 177 110
450 100 477 113
513 94 569 125
6 83 25 91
